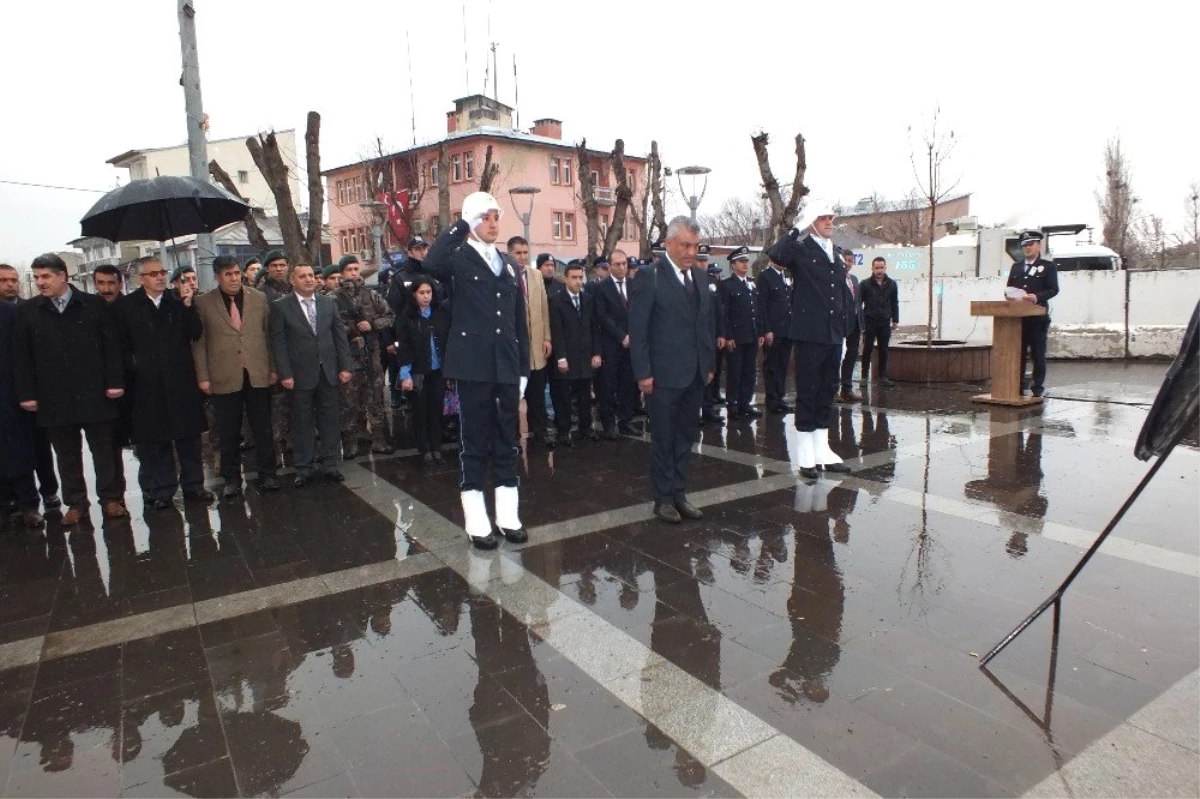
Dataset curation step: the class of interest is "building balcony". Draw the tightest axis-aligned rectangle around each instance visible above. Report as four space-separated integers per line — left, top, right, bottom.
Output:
594 187 616 205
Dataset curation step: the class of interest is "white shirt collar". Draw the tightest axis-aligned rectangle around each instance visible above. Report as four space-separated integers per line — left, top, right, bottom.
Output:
664 254 688 284
467 235 502 276
809 232 834 261
147 291 163 308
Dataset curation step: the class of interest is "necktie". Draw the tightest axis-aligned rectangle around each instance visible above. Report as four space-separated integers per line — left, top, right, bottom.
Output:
519 268 528 298
617 279 627 308
303 298 316 332
572 294 580 313
846 275 856 297
683 269 695 297
229 297 242 331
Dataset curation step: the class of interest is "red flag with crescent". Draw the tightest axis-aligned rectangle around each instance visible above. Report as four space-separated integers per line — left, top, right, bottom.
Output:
377 189 410 245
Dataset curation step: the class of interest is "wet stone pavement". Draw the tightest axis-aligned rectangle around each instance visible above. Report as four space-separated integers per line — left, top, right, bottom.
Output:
0 361 1196 797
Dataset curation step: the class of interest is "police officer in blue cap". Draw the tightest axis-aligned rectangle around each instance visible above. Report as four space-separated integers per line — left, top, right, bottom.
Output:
1005 230 1059 397
699 245 727 425
720 246 765 419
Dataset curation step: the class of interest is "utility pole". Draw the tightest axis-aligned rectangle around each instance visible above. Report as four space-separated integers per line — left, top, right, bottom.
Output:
178 0 215 291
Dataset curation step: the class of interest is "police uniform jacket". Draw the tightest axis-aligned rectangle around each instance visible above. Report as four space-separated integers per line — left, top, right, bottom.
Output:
756 265 793 336
706 272 727 340
859 275 900 326
424 219 530 384
766 229 851 345
1006 258 1059 312
719 274 765 344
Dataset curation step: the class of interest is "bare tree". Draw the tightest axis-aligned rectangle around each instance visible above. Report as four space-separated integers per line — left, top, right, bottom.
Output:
910 107 959 349
1170 182 1200 269
478 144 501 193
208 159 270 252
245 111 324 265
576 139 600 266
750 131 809 269
642 140 667 259
1095 136 1138 263
1133 214 1167 269
601 139 634 258
436 143 450 233
699 197 764 246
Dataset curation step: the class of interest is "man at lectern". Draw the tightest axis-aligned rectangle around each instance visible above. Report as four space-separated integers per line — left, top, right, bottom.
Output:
1005 230 1059 397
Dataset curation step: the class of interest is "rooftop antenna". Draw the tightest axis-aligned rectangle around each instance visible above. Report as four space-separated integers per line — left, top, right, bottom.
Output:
406 29 416 146
461 1 469 94
513 53 519 130
490 42 499 102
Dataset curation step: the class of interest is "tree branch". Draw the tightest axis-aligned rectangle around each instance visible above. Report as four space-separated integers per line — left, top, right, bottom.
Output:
208 159 270 252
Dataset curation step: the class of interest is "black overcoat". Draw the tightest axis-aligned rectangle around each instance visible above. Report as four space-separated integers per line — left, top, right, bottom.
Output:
0 301 35 478
113 288 207 442
766 230 852 345
549 290 601 380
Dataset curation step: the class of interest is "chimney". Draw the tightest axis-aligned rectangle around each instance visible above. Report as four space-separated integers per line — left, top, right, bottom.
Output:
446 111 457 134
530 118 562 140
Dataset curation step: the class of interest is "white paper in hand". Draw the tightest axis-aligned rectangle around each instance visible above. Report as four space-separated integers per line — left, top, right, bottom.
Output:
1005 286 1026 300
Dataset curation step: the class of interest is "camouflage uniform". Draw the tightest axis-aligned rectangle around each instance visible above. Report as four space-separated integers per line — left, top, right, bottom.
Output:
261 277 293 458
333 278 395 455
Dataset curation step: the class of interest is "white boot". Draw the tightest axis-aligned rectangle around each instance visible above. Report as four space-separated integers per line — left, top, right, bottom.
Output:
494 485 528 543
460 490 497 549
796 428 817 470
813 429 850 472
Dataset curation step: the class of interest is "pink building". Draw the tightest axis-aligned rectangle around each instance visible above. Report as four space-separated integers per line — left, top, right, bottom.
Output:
323 96 648 266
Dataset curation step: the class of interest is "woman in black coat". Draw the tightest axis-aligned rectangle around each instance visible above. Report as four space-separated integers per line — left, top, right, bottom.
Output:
394 276 451 461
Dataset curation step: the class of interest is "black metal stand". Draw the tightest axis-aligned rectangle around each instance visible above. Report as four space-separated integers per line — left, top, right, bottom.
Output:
979 447 1175 667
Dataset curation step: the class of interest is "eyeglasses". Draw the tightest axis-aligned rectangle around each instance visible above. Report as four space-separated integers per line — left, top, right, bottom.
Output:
140 270 169 277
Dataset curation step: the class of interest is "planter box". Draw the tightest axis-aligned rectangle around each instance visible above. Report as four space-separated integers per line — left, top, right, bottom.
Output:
887 340 992 382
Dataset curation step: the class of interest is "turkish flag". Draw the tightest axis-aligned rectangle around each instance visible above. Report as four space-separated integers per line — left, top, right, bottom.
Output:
377 188 410 245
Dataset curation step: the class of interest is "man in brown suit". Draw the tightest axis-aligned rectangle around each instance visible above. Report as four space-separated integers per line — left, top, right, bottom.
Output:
191 255 279 498
507 237 552 448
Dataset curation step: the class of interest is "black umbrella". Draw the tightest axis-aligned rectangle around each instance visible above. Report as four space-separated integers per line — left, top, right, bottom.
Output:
80 175 248 242
1135 300 1199 460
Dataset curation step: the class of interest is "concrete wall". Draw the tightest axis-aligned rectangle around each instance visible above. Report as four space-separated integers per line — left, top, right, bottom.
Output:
888 269 1199 358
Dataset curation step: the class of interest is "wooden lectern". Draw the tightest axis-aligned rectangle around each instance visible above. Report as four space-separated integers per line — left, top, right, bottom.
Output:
970 301 1048 406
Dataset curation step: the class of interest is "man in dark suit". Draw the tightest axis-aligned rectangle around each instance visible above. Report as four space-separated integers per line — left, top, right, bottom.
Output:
594 249 638 439
270 264 353 485
837 249 864 402
12 253 128 524
757 251 794 413
0 299 42 529
1005 230 1060 397
114 256 213 509
425 192 531 549
719 246 765 419
549 262 602 446
767 204 853 480
860 256 900 387
629 217 716 524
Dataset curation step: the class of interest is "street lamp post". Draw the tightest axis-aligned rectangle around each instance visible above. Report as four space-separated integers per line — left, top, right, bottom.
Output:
508 185 542 243
675 165 711 222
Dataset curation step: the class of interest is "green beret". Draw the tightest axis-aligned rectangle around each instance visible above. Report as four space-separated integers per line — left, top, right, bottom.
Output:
254 270 268 286
262 249 287 266
322 264 343 279
169 265 195 283
337 254 360 269
244 256 261 268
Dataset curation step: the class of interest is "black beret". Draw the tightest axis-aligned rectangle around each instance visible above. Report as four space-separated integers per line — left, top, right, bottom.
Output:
322 264 342 279
337 254 360 269
262 249 287 266
170 264 196 282
244 256 261 268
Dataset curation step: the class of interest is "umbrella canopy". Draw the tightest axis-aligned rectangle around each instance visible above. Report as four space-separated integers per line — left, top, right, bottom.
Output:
80 175 249 243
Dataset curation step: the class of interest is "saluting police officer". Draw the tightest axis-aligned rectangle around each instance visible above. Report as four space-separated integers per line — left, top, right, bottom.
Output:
1005 230 1059 397
766 201 853 480
719 246 765 419
425 192 531 550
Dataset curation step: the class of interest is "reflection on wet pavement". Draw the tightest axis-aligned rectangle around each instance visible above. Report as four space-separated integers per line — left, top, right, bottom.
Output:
0 361 1195 797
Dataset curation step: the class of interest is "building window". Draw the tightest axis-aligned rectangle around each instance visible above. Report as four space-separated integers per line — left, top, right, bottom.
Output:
562 158 572 186
430 161 440 187
237 170 249 184
599 216 608 242
549 157 560 185
552 212 562 240
464 151 475 181
341 231 349 253
564 212 575 240
453 211 463 222
452 155 462 183
352 176 363 203
590 170 600 187
627 168 637 192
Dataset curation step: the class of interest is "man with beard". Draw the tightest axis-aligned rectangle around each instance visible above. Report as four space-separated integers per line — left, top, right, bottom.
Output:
259 249 291 303
92 264 124 303
333 255 395 456
767 202 854 481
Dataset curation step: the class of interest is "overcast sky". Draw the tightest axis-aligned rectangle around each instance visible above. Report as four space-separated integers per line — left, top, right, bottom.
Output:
2 0 1197 265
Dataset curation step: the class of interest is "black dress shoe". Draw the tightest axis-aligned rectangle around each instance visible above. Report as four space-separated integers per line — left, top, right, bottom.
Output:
700 411 725 426
820 462 852 474
740 407 763 418
222 483 242 500
603 426 618 441
42 494 61 512
184 489 215 503
881 378 896 387
675 500 703 520
654 502 682 524
617 423 638 435
432 451 444 463
799 466 820 481
150 497 173 510
258 476 280 492
498 525 528 544
713 394 727 404
470 532 500 550
294 474 311 488
586 430 600 442
323 470 345 483
557 434 575 448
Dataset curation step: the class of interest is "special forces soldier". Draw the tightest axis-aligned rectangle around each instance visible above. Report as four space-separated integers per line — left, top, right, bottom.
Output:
719 246 765 419
258 249 292 459
333 255 395 456
1005 230 1059 397
321 262 343 294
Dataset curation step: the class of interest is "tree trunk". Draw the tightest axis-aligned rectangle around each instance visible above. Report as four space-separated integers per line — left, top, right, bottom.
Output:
246 131 307 265
208 159 270 252
926 141 935 360
576 139 599 266
437 143 450 233
751 131 808 270
602 139 632 258
646 140 666 255
478 144 500 193
302 112 323 264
